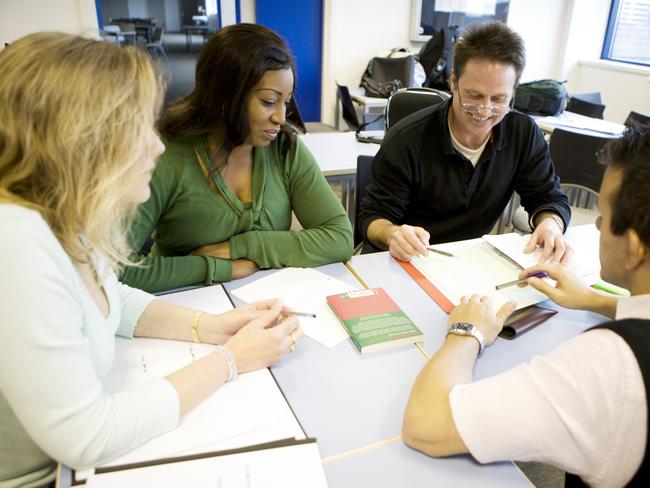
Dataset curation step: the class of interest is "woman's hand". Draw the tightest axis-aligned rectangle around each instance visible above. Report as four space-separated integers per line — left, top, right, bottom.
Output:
224 303 304 373
199 299 285 344
448 295 517 346
191 240 231 259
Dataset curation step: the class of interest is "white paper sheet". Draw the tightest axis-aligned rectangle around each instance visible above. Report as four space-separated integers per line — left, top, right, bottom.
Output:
412 239 548 311
86 441 328 488
482 224 601 283
156 284 234 315
100 338 304 468
231 268 357 348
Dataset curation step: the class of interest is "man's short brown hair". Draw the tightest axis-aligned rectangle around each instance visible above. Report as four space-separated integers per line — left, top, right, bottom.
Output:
452 21 526 85
599 126 650 248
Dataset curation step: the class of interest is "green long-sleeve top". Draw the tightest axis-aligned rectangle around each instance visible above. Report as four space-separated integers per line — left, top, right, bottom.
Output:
120 133 353 293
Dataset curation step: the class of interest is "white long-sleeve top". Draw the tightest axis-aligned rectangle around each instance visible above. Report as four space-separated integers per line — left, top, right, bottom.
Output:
0 204 179 488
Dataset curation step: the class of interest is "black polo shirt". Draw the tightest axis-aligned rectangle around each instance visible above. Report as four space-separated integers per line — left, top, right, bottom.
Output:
358 100 571 245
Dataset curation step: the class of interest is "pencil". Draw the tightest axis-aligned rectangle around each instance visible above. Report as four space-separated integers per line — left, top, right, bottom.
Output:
426 246 454 257
495 271 549 290
284 311 317 318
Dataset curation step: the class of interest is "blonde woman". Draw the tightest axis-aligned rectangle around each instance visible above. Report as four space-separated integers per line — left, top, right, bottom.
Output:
0 33 302 487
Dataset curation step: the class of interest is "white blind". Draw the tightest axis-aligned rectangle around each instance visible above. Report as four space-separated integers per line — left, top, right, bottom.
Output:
609 0 650 64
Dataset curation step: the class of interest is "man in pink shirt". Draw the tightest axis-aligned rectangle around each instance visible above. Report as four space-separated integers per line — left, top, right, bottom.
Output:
402 126 650 487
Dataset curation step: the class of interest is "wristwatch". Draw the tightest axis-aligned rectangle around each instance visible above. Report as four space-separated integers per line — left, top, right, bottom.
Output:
448 322 486 356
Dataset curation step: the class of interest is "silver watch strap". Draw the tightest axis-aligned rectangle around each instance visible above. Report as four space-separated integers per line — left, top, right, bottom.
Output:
447 322 485 355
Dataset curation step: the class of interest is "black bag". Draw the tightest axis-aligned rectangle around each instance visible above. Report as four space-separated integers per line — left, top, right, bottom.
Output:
514 79 567 116
360 48 416 98
419 26 458 91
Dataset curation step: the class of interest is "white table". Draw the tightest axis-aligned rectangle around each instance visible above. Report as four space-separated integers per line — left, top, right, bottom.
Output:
533 110 625 138
299 132 379 219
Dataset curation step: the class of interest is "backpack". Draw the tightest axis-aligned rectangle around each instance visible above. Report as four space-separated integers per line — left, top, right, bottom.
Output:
418 25 459 91
360 48 417 98
514 79 567 116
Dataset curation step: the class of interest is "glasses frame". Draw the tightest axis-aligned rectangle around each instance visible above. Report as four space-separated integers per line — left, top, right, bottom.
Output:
456 84 515 117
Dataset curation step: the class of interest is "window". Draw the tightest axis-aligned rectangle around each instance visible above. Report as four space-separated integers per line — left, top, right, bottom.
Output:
602 0 650 66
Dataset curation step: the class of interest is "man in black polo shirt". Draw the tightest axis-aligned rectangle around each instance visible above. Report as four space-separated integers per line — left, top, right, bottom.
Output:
359 22 572 263
402 126 650 486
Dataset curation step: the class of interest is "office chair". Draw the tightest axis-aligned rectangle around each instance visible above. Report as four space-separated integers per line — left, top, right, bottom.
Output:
566 91 605 119
384 87 450 131
286 97 307 134
510 128 610 233
624 111 650 128
337 83 361 131
146 27 168 62
353 155 375 252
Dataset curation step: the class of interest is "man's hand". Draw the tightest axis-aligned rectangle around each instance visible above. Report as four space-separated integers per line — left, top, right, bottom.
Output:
191 240 231 259
448 295 517 346
524 213 573 263
520 263 617 317
386 224 430 262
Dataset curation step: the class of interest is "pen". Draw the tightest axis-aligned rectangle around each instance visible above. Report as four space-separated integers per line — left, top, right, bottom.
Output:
284 311 317 318
426 246 454 257
495 271 549 290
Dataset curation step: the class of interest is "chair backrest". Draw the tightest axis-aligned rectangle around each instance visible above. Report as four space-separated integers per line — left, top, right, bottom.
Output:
354 155 375 247
286 97 307 134
566 96 605 119
103 25 120 33
567 91 602 105
385 87 450 130
337 83 361 131
624 110 650 128
549 128 610 195
150 27 163 44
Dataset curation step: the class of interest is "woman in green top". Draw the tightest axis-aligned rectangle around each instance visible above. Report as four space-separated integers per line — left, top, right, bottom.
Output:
121 24 353 293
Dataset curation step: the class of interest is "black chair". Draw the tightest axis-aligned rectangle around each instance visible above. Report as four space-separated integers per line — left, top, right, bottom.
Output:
353 155 375 251
511 128 610 232
624 111 650 128
337 83 361 131
286 97 307 134
566 91 605 119
145 27 168 62
384 87 450 130
567 91 602 105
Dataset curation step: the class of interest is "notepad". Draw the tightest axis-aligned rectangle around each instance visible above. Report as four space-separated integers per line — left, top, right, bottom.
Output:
410 238 549 312
482 224 601 284
86 439 328 488
231 268 356 348
100 339 304 468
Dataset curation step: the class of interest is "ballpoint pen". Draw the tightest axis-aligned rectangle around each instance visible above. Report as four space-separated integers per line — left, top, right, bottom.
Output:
426 246 454 257
495 271 549 290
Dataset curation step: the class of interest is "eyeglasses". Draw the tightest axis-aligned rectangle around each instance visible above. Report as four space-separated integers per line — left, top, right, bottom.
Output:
456 86 513 117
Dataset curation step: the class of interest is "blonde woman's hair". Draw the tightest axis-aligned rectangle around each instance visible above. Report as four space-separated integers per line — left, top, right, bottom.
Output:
0 32 164 272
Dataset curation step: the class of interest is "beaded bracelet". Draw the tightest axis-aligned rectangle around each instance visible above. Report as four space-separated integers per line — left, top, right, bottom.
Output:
214 345 238 382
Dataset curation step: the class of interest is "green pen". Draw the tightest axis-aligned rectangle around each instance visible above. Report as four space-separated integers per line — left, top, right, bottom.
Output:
591 281 630 297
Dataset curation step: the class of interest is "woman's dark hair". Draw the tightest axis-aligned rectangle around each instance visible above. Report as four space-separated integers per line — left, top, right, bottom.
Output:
452 21 526 86
158 23 296 166
598 125 650 248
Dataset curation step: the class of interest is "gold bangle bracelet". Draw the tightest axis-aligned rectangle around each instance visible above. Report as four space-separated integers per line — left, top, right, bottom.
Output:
191 312 203 343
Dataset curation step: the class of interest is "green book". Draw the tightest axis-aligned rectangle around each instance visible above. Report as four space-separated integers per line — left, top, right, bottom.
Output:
326 288 424 353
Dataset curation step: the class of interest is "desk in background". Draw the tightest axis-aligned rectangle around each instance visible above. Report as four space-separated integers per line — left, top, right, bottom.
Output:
299 131 379 220
533 110 624 138
350 88 387 131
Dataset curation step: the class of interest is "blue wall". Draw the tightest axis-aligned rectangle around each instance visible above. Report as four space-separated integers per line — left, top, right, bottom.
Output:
256 0 323 121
